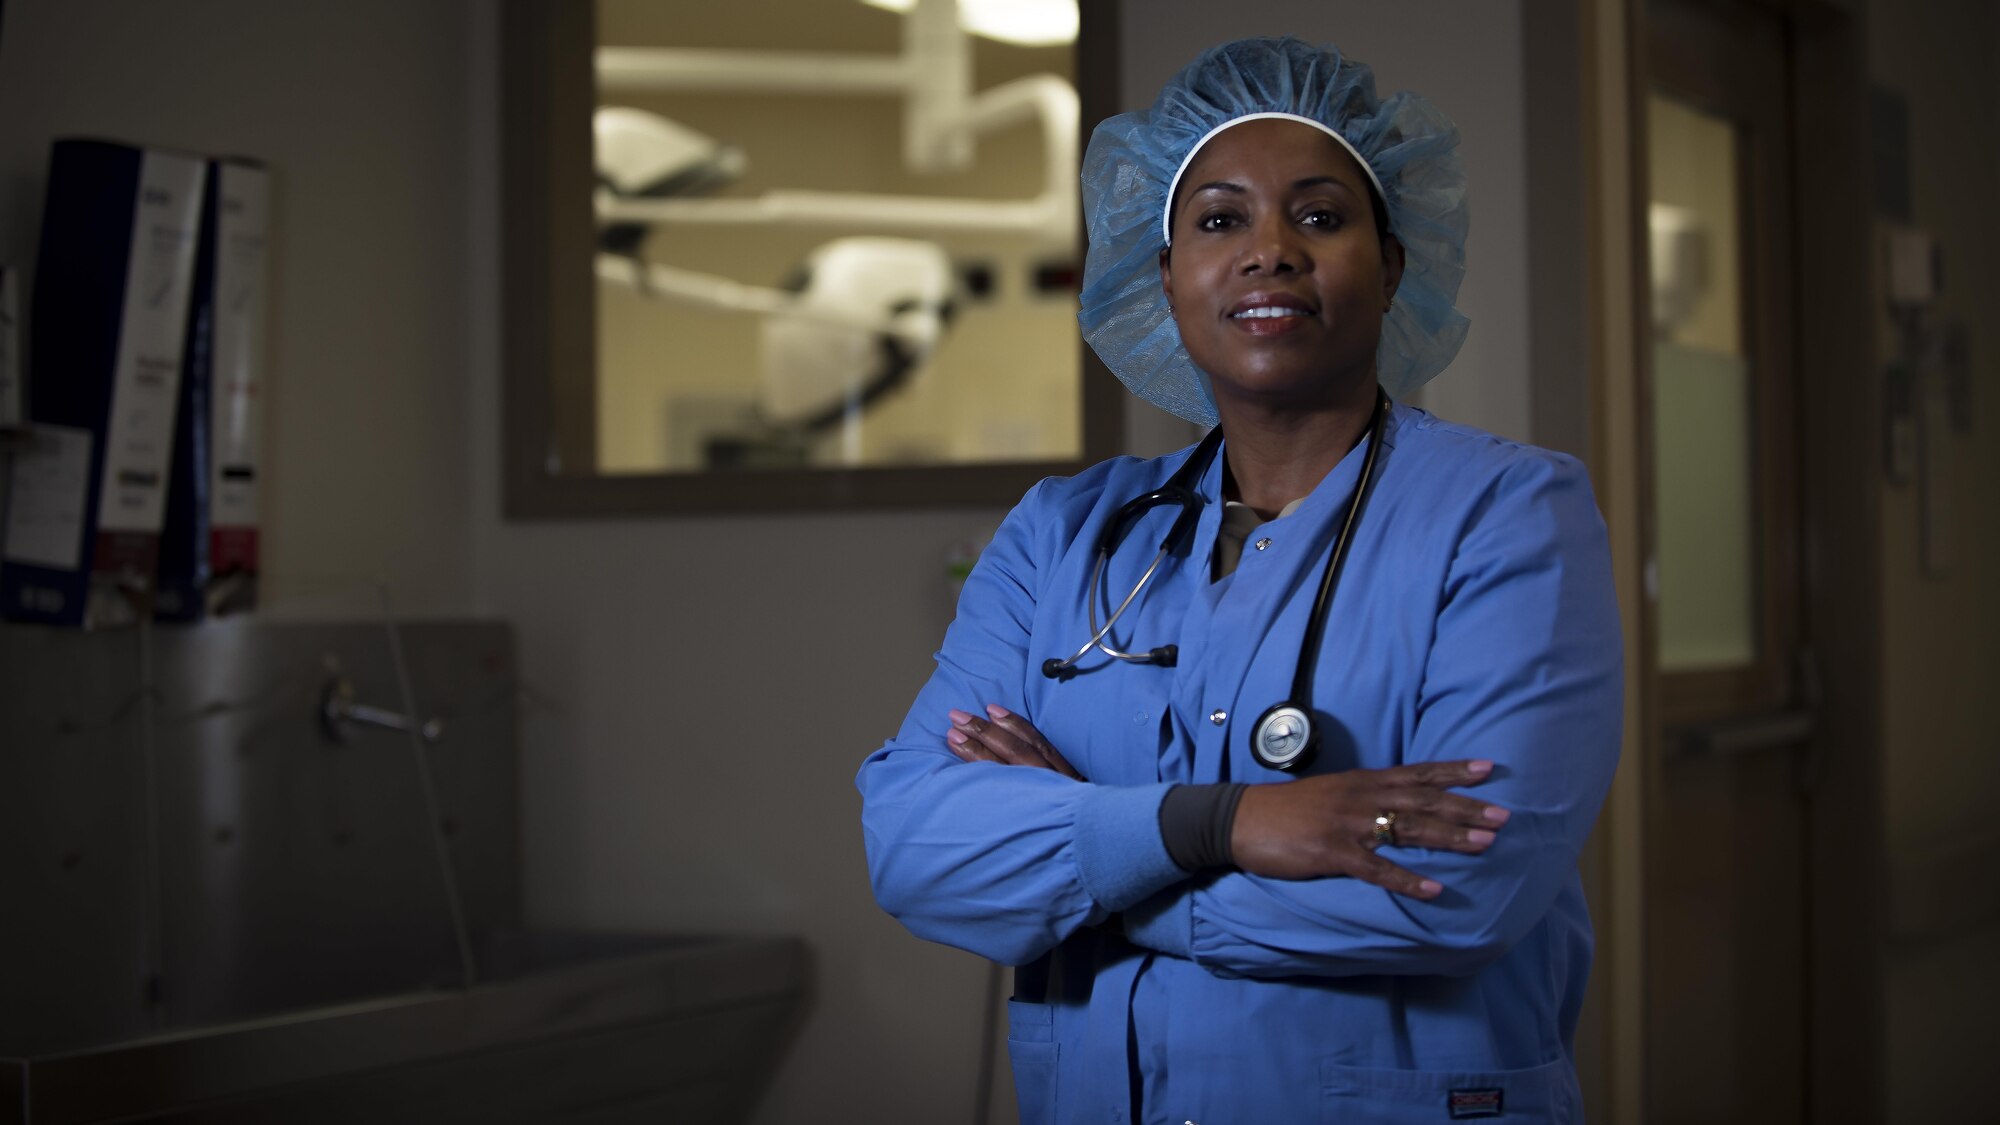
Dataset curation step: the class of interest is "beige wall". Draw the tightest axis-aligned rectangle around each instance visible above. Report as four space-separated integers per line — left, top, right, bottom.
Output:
1865 1 2000 1118
0 0 476 617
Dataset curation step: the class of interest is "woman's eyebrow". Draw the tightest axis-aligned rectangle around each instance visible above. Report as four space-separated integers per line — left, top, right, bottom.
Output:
1186 176 1359 196
1292 175 1359 195
1186 180 1243 197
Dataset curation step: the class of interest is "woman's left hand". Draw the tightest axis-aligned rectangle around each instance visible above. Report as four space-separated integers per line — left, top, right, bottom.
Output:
946 705 1087 781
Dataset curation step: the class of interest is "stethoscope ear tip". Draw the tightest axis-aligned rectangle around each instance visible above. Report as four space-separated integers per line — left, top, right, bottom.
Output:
1041 658 1076 681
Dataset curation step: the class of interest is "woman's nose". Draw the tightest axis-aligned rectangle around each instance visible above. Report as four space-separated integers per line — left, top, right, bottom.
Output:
1238 217 1303 274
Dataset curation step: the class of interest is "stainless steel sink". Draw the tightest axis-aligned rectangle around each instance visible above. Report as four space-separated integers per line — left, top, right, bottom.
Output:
1 621 808 1123
1 928 809 1124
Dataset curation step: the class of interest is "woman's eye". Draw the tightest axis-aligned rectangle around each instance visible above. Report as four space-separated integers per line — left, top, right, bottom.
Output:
1301 208 1342 229
1196 212 1238 232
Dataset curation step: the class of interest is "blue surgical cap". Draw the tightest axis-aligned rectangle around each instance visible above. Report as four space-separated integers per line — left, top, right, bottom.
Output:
1078 36 1471 425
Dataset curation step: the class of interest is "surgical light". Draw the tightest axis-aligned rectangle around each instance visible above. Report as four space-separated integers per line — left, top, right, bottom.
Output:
860 0 1078 47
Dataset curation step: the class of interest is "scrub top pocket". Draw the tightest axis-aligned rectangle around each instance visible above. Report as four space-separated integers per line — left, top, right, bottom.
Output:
1318 1056 1578 1124
1007 999 1060 1124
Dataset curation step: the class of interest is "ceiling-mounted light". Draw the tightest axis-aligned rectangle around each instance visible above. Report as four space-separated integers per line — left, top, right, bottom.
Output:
860 0 1079 47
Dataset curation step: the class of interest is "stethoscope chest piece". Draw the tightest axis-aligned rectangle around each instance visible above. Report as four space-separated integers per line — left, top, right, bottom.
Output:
1251 703 1316 771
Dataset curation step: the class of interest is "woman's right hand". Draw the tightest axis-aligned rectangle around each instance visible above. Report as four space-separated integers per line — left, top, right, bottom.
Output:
1229 759 1509 899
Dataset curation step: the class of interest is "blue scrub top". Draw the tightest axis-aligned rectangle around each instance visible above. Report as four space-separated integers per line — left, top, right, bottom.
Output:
858 403 1623 1124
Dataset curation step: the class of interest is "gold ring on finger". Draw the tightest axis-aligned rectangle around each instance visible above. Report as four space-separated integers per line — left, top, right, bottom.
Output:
1371 812 1397 849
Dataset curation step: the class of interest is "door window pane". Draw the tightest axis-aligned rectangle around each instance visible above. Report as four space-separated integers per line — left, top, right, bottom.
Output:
1647 93 1759 671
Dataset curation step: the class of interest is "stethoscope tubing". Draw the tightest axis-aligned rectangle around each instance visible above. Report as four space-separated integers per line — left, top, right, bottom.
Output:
1049 544 1175 673
1043 388 1389 774
1245 388 1390 769
1041 428 1223 681
1285 389 1390 709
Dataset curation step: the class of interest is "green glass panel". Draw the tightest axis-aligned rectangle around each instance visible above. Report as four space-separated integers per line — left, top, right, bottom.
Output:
1648 94 1759 672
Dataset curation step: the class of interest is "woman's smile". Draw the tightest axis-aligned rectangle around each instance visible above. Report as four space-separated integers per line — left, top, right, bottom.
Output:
1159 117 1404 414
1227 291 1317 334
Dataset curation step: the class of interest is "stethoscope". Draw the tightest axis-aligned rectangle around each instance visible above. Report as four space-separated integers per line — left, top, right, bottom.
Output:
1041 388 1390 772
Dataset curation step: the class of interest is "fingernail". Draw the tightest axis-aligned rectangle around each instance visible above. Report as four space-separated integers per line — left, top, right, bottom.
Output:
947 709 973 725
1483 806 1510 824
946 729 968 746
1467 760 1494 777
1466 829 1495 846
985 703 1011 719
1419 880 1443 896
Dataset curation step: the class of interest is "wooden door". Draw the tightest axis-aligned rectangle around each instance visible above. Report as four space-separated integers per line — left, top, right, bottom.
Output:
1638 2 1816 1120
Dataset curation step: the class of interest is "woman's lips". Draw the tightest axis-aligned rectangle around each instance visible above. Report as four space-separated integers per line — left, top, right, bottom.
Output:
1228 303 1313 335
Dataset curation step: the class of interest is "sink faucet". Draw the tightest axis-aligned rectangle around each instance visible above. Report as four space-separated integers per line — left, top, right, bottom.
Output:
320 674 444 744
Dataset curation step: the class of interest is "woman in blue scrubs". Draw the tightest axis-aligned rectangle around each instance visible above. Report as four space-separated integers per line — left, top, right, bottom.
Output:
858 37 1622 1123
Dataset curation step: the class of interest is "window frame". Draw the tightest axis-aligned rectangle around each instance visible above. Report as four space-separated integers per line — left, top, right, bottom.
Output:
498 0 1126 519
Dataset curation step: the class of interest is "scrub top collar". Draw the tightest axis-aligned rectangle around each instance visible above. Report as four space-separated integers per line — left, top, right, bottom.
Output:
1190 398 1410 526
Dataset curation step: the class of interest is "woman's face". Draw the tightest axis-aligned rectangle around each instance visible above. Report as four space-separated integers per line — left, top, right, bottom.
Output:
1160 118 1404 415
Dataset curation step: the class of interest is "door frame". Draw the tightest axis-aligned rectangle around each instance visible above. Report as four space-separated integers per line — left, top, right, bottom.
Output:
1577 0 1884 1119
1785 1 1888 1118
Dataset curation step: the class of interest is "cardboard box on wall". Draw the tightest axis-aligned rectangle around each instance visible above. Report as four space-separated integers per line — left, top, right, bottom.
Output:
1 139 208 626
0 265 21 428
157 159 269 622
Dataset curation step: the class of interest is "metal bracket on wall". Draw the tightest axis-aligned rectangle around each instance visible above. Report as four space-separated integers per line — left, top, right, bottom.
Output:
320 673 444 744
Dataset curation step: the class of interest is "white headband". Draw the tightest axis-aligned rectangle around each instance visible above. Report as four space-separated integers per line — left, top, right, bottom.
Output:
1160 112 1389 245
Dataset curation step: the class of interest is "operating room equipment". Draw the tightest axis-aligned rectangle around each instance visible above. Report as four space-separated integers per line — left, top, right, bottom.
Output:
594 0 1078 247
1042 389 1391 772
755 237 955 436
592 107 746 263
585 0 1083 470
859 0 1077 47
589 109 958 454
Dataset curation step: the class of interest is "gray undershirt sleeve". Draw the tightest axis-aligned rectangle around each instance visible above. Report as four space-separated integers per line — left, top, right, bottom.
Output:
1158 782 1249 872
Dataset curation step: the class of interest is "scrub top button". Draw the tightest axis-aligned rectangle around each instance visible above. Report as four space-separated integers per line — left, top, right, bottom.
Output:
1209 709 1227 725
1254 537 1272 551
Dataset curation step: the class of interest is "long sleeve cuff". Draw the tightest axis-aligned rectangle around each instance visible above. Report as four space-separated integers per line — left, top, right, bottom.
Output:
1121 882 1194 958
1071 782 1186 912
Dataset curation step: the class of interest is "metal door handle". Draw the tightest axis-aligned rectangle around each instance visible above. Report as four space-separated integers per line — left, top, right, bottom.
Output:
1669 708 1813 759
